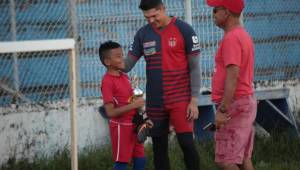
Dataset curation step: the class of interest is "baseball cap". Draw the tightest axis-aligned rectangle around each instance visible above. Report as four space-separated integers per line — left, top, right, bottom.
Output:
207 0 244 14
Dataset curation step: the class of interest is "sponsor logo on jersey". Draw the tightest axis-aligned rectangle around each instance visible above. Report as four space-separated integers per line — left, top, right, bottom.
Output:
192 36 199 43
168 37 177 47
143 41 156 55
191 36 200 51
192 43 200 51
144 47 156 56
143 41 156 48
129 43 133 51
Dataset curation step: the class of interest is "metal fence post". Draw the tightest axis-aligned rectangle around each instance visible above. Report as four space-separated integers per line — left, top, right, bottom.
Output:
184 0 192 25
9 0 20 103
69 0 81 98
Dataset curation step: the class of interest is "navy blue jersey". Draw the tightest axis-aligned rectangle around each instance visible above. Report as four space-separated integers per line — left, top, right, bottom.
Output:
128 17 200 119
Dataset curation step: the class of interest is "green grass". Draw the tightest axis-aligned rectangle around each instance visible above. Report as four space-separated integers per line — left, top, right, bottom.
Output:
1 134 300 170
253 134 300 170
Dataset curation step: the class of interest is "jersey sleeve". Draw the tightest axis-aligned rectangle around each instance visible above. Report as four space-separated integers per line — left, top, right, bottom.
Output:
128 28 144 61
101 77 114 105
176 20 201 56
222 34 242 67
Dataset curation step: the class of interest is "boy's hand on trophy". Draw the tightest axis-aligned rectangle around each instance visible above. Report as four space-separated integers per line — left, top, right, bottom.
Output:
131 97 145 108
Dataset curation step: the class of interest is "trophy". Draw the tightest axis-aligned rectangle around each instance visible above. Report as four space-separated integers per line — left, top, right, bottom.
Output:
132 87 144 113
130 75 146 118
133 87 144 97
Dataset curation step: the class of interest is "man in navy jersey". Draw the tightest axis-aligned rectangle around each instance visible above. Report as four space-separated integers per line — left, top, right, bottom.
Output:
124 0 201 169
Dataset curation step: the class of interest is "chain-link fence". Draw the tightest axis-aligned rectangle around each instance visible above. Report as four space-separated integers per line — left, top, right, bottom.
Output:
0 50 70 106
0 0 300 106
245 0 300 85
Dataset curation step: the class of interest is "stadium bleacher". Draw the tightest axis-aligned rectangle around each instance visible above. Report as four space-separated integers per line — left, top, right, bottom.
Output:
0 0 299 105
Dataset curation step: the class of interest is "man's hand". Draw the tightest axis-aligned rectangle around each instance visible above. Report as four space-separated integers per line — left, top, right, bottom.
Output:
215 111 230 129
136 118 153 143
186 97 199 121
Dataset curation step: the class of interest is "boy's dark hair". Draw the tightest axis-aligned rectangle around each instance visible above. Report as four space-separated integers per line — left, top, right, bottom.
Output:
139 0 163 11
98 41 121 67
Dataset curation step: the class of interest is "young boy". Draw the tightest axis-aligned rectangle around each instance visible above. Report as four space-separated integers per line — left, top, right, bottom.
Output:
99 41 148 170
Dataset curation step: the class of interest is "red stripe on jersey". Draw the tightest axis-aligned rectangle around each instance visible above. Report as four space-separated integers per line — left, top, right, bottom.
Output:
164 96 190 105
164 86 190 95
146 66 162 70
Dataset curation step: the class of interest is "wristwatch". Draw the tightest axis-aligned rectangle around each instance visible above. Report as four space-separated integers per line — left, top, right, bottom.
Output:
219 105 227 113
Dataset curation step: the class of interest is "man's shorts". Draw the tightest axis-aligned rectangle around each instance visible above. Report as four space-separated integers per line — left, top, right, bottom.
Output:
149 101 194 137
215 95 257 164
109 120 145 162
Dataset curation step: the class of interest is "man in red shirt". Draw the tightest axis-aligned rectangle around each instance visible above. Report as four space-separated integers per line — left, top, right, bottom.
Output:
207 0 257 170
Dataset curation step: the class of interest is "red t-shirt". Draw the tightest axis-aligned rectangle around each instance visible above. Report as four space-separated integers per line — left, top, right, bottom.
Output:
212 26 255 103
101 72 136 123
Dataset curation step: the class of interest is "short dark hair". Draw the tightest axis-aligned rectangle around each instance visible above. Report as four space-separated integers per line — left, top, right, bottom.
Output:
98 41 121 67
139 0 163 10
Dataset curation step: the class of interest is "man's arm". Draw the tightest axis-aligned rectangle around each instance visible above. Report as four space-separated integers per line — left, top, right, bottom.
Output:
124 28 143 73
174 20 200 120
186 53 201 121
123 55 138 73
221 64 239 109
215 64 239 129
189 54 201 98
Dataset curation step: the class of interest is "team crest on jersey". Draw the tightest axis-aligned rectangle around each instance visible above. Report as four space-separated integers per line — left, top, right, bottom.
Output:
168 37 177 47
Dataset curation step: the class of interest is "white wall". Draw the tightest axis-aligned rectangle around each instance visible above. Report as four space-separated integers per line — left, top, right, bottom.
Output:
256 81 300 122
0 83 299 165
287 84 300 122
0 99 109 165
